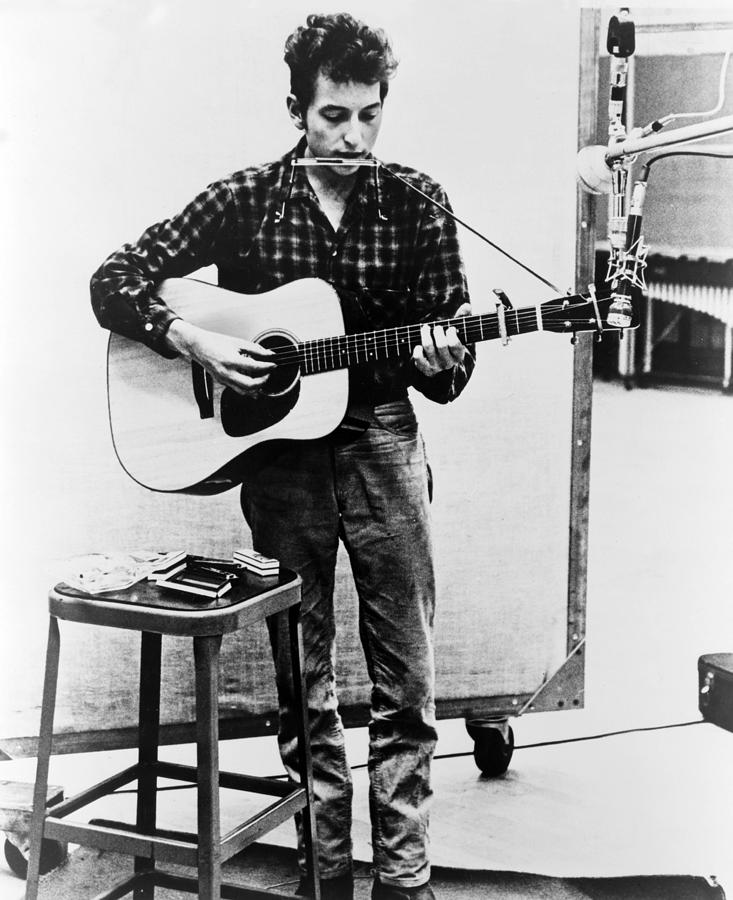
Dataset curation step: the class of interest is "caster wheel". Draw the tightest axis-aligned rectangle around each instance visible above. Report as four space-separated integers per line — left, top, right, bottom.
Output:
4 836 66 880
466 717 514 777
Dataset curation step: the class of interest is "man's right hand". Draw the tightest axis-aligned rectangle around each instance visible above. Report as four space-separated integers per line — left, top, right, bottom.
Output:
166 319 276 397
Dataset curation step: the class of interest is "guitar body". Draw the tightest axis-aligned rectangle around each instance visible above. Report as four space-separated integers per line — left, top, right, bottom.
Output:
107 278 348 493
107 276 619 494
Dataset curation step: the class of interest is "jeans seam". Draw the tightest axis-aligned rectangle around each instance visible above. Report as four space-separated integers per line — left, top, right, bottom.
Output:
370 752 385 870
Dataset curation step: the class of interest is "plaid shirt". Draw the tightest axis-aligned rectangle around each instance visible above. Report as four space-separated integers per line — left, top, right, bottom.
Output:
90 140 474 404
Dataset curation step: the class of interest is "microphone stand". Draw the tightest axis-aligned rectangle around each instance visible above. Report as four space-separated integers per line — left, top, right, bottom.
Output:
605 8 638 330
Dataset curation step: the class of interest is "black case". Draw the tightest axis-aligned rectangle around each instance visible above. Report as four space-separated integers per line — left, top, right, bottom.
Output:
698 653 733 733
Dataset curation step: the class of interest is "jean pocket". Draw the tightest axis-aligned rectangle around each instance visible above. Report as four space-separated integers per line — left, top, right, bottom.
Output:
370 400 419 437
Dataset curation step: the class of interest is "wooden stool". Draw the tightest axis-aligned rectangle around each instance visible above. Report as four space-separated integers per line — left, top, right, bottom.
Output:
25 569 320 900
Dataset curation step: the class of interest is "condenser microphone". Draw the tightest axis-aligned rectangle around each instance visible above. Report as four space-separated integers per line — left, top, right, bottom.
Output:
607 178 647 328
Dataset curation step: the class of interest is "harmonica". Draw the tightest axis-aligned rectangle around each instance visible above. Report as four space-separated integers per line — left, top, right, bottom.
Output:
291 157 380 167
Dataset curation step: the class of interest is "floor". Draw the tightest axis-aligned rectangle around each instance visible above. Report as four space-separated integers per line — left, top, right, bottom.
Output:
1 379 732 897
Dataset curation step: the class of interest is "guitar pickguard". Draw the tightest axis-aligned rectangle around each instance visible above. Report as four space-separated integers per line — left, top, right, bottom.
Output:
220 381 300 437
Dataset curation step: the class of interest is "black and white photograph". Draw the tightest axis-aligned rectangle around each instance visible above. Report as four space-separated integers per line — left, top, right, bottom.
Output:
0 2 731 898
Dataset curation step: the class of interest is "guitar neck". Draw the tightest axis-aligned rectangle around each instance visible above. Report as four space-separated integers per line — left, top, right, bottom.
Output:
292 303 548 375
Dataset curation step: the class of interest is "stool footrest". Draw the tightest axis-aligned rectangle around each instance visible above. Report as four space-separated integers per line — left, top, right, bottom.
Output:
221 787 307 861
49 764 139 819
42 777 307 868
158 760 298 797
44 817 198 866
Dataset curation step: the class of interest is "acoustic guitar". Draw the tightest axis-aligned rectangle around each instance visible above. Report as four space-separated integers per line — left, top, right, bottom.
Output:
107 277 618 494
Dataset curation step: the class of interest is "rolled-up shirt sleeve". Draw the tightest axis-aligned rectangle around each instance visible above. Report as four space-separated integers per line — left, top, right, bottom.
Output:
90 179 236 357
408 184 476 404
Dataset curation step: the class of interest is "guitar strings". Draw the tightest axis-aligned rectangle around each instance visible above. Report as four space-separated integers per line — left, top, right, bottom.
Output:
268 315 604 368
269 312 598 359
261 298 609 370
267 304 599 361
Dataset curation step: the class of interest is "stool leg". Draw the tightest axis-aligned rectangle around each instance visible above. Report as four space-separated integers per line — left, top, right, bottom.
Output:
25 616 61 900
193 634 223 900
288 605 321 900
134 631 162 899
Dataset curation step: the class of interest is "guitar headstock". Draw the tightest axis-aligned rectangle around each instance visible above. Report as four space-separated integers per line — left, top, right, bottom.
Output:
540 287 639 336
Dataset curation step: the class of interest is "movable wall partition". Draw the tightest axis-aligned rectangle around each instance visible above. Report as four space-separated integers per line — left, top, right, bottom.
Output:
0 1 600 758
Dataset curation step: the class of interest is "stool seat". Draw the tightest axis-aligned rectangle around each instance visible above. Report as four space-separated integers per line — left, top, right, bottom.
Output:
49 568 301 635
25 570 321 900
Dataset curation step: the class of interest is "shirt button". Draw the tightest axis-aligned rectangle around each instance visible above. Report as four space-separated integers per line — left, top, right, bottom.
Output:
144 323 153 332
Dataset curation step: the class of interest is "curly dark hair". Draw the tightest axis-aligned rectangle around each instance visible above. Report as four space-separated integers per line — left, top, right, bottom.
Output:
284 13 398 110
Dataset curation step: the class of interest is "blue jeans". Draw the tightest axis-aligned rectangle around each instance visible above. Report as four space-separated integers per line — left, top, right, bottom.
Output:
240 399 437 888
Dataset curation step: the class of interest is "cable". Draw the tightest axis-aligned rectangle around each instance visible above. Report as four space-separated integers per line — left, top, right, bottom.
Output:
663 50 731 123
511 717 704 751
346 718 706 770
637 51 732 139
640 147 733 180
104 719 708 797
379 164 563 293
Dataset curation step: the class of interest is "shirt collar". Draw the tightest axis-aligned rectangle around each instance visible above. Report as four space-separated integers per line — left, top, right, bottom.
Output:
285 137 314 203
275 138 388 222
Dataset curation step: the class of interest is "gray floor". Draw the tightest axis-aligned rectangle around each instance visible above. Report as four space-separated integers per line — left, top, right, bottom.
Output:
2 379 732 897
22 844 730 899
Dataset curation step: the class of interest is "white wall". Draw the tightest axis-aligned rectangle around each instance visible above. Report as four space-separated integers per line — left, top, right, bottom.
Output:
0 0 584 742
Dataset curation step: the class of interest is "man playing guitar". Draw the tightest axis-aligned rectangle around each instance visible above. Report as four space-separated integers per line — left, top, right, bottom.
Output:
91 13 474 899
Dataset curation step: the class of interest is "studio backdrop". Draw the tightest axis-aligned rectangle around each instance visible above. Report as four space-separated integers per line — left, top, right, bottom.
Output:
0 0 589 754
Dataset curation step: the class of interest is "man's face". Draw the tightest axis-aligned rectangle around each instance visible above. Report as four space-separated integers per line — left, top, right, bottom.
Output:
292 71 383 176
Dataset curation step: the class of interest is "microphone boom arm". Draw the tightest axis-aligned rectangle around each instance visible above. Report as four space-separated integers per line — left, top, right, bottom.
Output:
605 113 733 161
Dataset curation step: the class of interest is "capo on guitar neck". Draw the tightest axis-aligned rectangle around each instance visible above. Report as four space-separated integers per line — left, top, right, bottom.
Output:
492 288 513 346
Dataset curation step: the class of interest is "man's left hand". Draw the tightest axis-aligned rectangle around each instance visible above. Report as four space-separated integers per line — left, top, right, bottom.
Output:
412 303 471 376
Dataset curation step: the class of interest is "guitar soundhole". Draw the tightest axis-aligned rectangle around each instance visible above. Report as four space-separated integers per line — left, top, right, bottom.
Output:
259 331 300 397
219 331 301 438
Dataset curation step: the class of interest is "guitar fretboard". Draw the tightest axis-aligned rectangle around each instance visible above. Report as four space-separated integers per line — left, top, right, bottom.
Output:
292 310 530 375
285 298 590 375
